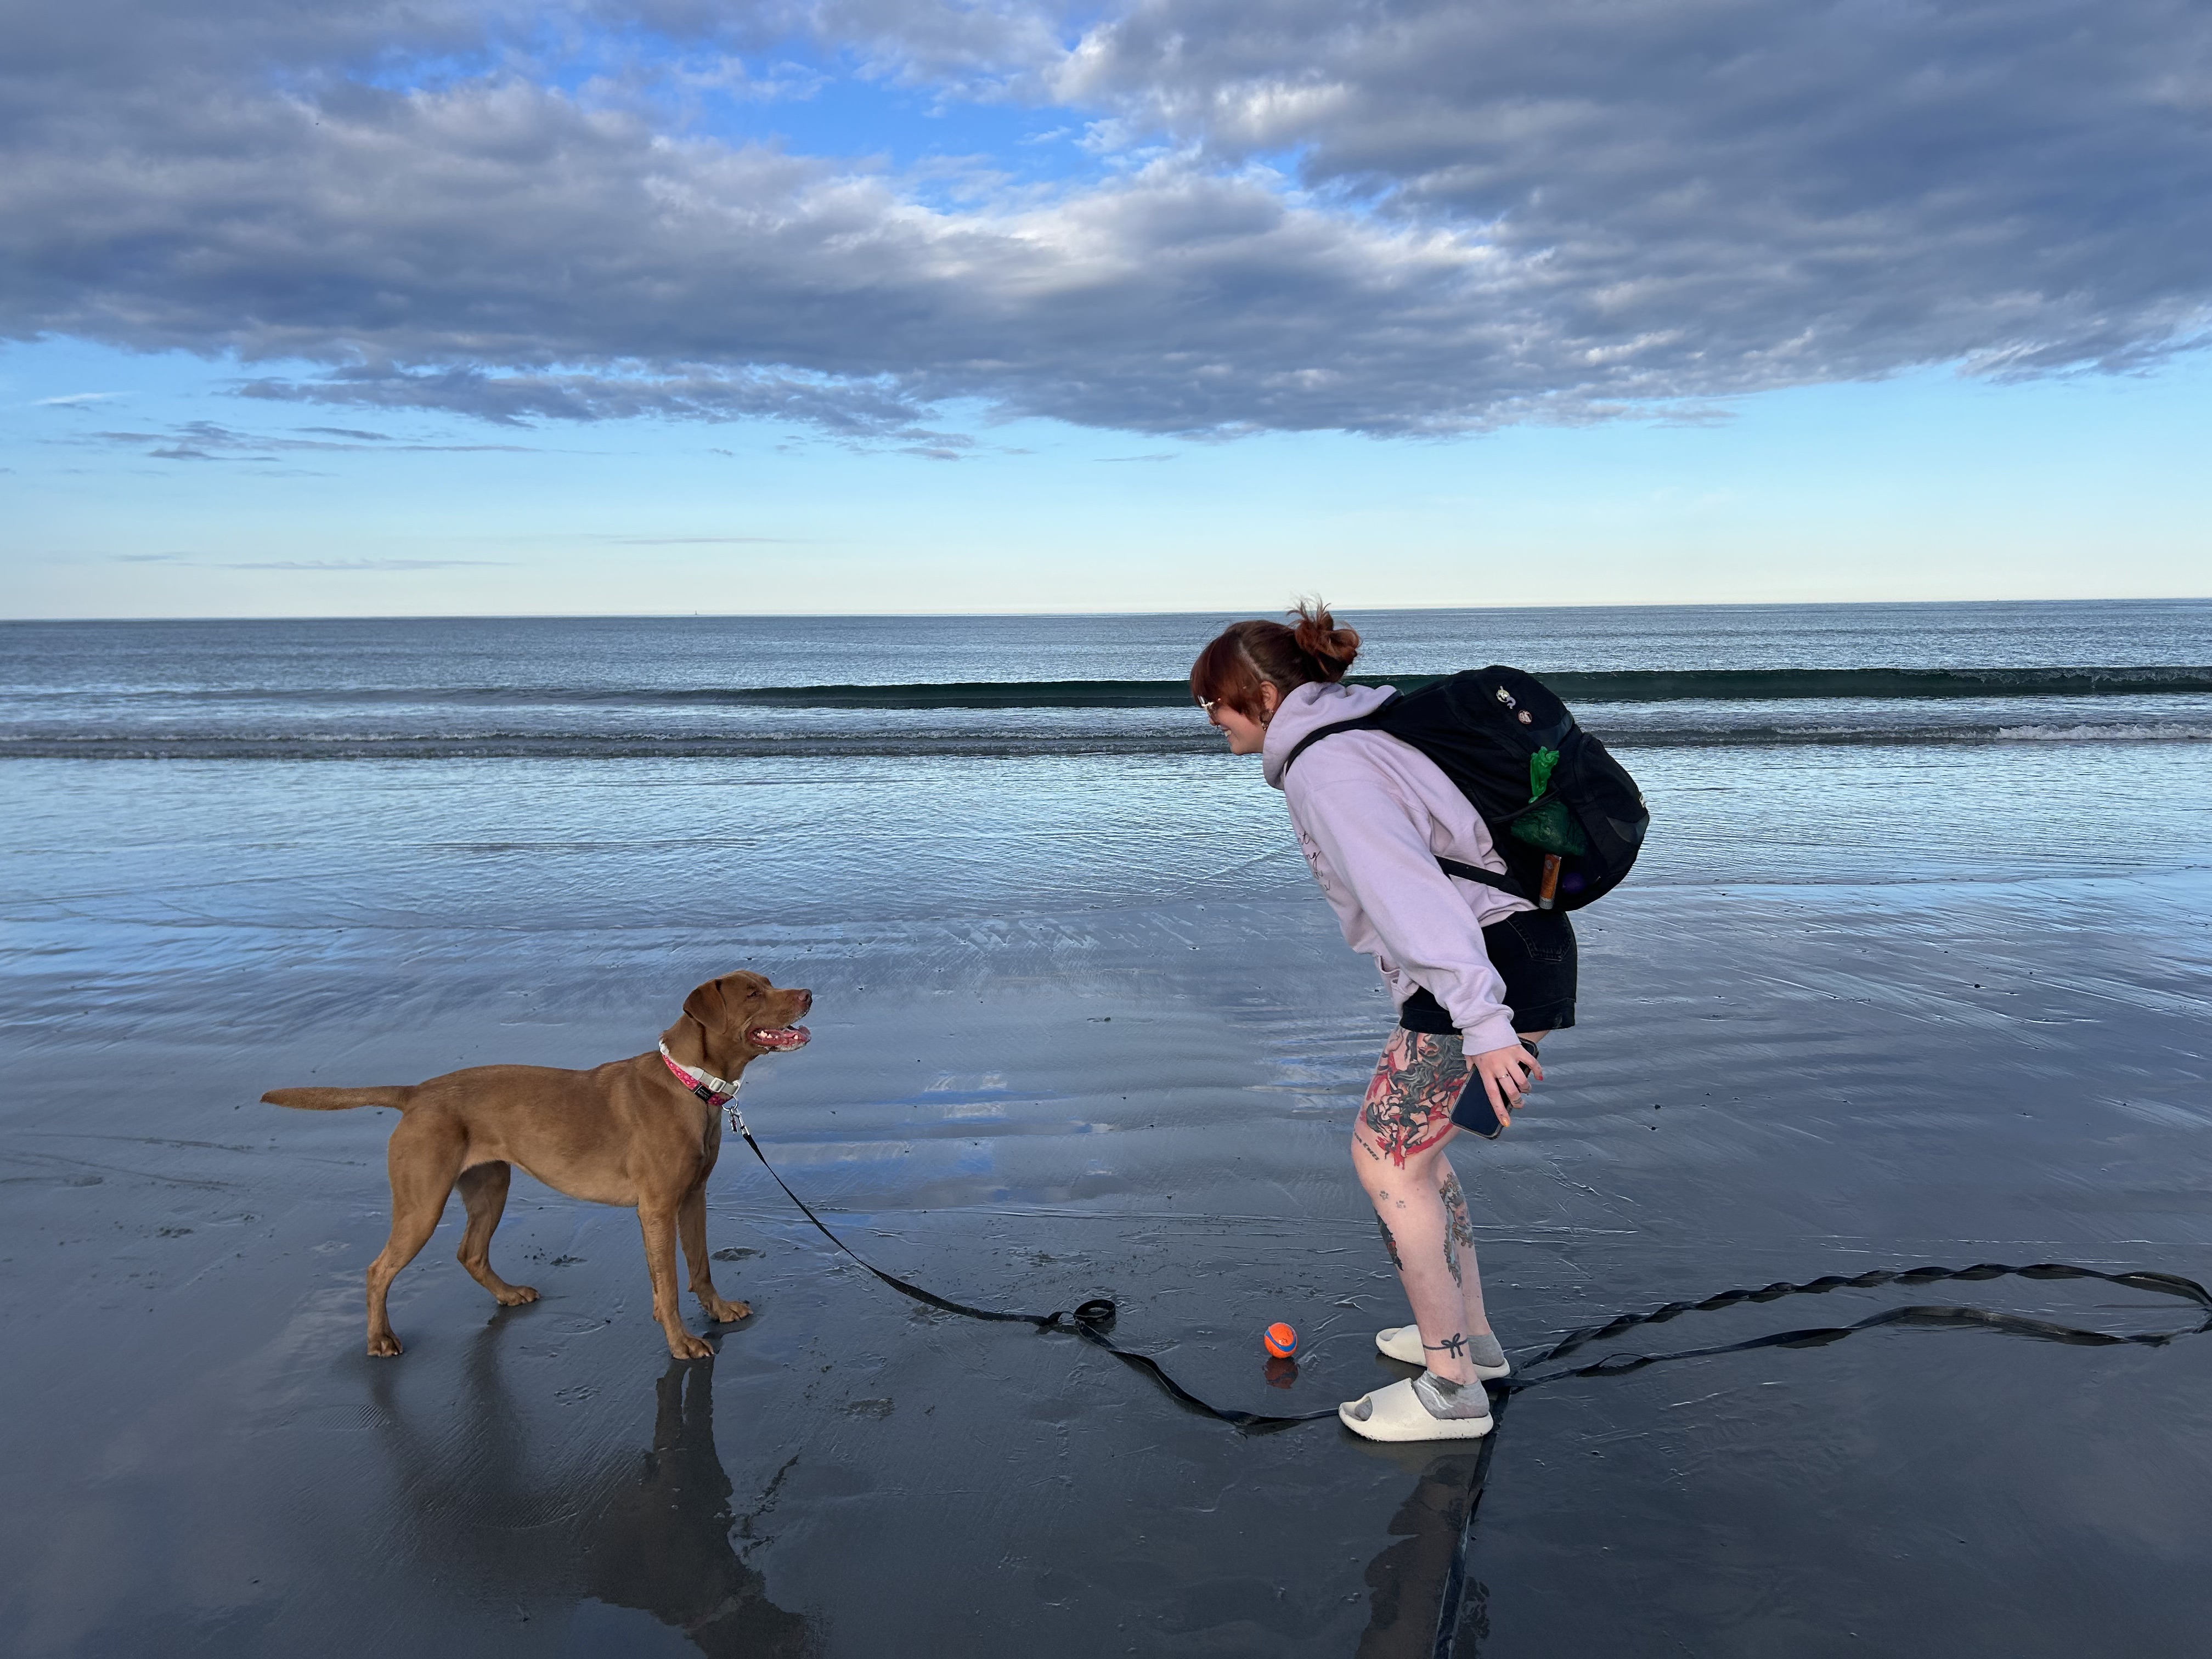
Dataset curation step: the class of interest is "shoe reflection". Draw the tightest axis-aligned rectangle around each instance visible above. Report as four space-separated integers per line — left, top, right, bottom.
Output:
370 1327 814 1657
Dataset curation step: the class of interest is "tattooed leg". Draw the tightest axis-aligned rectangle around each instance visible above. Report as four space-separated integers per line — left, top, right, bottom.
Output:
1353 1030 1479 1384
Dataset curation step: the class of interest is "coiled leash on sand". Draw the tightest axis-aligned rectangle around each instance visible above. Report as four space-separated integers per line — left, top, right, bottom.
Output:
730 1118 2212 1427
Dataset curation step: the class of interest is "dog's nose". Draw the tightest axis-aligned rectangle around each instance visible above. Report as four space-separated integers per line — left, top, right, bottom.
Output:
795 989 814 1014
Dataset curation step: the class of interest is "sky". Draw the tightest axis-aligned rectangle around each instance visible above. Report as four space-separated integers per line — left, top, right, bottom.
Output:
4 0 2209 618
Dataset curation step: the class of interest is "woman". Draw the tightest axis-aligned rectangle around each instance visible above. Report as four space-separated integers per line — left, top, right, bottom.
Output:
1191 602 1575 1442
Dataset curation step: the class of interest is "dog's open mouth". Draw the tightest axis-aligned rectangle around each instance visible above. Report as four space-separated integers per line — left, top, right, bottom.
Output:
749 1024 810 1051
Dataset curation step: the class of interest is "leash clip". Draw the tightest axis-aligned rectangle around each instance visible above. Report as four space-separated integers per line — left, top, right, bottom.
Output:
725 1102 746 1136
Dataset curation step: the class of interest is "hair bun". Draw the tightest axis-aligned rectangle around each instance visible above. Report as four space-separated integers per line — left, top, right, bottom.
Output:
1290 600 1361 677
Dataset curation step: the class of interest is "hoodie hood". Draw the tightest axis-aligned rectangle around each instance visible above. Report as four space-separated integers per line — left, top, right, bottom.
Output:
1262 681 1398 789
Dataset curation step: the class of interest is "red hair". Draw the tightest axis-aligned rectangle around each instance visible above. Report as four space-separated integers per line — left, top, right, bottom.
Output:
1189 600 1361 719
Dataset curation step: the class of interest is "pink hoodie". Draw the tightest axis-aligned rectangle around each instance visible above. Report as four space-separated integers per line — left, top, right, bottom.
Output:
1262 680 1532 1053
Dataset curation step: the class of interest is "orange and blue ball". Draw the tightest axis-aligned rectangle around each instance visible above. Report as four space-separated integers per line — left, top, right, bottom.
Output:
1263 1321 1298 1359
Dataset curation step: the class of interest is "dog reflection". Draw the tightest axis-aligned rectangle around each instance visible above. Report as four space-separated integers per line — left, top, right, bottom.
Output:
370 1335 814 1657
584 1362 812 1655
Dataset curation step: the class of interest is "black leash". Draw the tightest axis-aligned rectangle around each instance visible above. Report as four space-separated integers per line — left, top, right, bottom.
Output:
1498 1261 2212 1392
733 1123 1335 1425
733 1124 2212 1428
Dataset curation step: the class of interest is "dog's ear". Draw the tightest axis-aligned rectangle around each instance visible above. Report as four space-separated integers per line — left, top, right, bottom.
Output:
681 978 728 1031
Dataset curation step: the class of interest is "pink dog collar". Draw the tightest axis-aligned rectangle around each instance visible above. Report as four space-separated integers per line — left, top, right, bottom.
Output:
659 1042 741 1113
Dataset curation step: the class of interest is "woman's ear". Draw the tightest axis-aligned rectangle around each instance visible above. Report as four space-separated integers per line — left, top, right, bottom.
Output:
1257 681 1282 720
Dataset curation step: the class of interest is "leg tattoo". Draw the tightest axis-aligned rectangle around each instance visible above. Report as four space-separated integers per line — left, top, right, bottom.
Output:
1359 1030 1471 1168
1425 1331 1470 1360
1441 1170 1476 1255
1376 1215 1403 1268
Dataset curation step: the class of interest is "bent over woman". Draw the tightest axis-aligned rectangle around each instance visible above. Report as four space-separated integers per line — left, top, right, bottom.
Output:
1191 602 1576 1443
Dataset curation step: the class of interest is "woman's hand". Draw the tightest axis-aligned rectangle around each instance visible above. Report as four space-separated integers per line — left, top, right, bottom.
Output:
1471 1042 1544 1120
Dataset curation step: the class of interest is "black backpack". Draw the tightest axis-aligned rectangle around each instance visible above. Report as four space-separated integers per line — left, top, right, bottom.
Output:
1279 666 1649 911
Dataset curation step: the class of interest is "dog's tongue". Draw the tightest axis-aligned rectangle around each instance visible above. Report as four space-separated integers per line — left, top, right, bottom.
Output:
751 1025 810 1051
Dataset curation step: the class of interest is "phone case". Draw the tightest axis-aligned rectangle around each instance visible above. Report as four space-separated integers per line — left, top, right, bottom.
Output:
1449 1071 1508 1139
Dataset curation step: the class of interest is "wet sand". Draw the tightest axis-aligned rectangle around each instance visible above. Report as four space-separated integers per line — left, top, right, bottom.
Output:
4 853 2210 1656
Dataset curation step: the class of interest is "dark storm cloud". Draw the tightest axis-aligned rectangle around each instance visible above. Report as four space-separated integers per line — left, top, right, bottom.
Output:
4 0 2207 436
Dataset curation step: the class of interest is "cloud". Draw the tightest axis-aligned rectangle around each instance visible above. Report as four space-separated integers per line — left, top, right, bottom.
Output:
4 0 2207 438
75 419 532 456
586 533 804 544
214 558 512 569
234 363 949 437
33 391 128 406
106 551 508 568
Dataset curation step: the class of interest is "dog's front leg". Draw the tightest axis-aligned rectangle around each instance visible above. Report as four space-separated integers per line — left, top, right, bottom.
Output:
638 1205 714 1360
679 1181 751 1325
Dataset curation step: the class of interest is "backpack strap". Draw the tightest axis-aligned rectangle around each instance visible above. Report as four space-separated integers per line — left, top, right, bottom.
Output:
1276 702 1398 777
1436 857 1528 899
1278 701 1530 901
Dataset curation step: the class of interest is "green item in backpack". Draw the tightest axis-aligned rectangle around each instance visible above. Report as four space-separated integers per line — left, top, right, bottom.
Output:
1510 747 1588 856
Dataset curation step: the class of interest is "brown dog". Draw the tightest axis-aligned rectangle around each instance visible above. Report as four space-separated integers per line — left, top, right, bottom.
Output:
263 971 812 1359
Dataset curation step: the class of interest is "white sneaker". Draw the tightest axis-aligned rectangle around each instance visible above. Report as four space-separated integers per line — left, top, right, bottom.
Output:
1375 1326 1511 1379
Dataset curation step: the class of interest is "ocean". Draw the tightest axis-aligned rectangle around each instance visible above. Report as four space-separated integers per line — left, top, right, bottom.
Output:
6 600 2210 759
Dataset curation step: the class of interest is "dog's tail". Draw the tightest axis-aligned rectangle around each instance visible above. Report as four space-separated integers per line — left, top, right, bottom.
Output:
262 1086 414 1111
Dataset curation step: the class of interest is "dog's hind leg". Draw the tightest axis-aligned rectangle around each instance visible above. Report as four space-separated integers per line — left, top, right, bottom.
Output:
639 1204 715 1361
366 1111 467 1357
678 1180 751 1325
455 1163 539 1309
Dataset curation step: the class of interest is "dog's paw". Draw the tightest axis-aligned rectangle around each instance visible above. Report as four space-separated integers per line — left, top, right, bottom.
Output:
368 1332 405 1358
699 1296 752 1324
668 1330 715 1361
495 1284 540 1307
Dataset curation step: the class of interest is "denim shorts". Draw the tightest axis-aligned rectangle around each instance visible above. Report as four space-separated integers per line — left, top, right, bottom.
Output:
1397 908 1578 1038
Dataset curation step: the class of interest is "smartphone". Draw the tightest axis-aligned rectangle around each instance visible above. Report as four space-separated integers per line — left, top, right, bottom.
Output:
1449 1041 1539 1139
1449 1072 1509 1139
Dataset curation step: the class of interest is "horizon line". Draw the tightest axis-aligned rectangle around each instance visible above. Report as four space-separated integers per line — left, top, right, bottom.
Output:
7 594 2210 625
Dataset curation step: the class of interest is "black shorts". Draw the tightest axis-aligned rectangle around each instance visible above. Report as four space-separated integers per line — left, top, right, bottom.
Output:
1397 909 1578 1039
